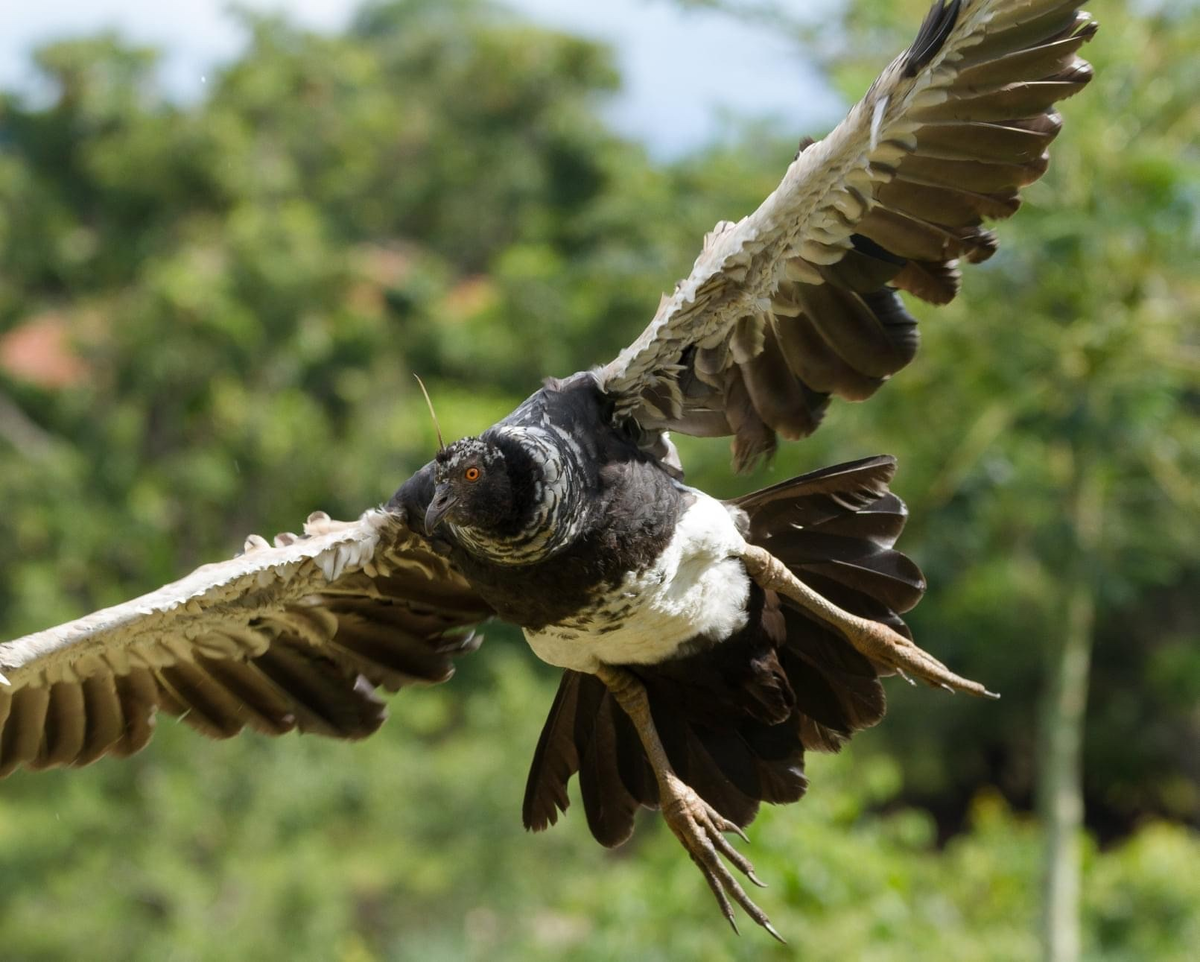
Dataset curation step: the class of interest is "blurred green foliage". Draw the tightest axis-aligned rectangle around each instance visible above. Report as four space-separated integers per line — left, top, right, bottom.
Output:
0 0 1196 958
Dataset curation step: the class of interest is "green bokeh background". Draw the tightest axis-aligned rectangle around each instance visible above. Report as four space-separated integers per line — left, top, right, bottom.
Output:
0 1 1196 958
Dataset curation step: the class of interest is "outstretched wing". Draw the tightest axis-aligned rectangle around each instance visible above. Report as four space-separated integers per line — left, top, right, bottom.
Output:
598 0 1097 468
0 508 491 777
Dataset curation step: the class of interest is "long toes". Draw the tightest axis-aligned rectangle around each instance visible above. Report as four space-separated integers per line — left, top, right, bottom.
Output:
679 809 778 938
699 846 776 939
707 823 765 887
695 856 739 934
882 636 996 698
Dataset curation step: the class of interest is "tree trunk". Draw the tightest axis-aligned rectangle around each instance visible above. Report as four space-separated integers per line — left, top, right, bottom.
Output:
1036 463 1103 962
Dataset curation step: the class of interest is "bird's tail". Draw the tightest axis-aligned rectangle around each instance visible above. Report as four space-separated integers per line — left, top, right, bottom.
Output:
522 455 924 846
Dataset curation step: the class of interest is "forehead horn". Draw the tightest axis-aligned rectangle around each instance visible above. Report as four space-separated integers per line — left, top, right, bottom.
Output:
413 374 446 453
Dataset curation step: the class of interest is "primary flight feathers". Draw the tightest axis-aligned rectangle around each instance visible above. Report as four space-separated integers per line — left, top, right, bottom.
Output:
0 511 489 775
601 0 1096 468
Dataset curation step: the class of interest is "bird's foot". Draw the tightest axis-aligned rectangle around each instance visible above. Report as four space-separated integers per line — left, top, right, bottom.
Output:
658 771 784 943
741 544 998 699
843 616 999 698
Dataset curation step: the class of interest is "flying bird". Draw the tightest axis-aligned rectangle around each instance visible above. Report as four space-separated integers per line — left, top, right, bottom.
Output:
0 0 1096 939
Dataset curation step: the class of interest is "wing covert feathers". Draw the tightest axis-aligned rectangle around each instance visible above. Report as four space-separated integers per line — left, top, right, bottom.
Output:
0 509 490 776
599 0 1096 469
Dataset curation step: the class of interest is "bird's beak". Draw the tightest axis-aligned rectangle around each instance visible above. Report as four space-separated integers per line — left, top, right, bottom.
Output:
424 486 458 533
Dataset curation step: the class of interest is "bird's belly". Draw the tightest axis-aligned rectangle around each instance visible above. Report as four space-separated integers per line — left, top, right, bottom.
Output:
523 493 750 673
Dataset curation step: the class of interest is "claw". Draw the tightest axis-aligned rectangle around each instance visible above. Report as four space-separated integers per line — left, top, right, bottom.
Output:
722 818 750 843
660 775 780 939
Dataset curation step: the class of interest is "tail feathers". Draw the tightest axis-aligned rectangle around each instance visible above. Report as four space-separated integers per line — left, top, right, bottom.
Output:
522 669 588 833
734 454 900 541
523 669 657 844
579 694 643 847
652 703 761 828
779 606 886 754
771 528 925 615
524 455 919 844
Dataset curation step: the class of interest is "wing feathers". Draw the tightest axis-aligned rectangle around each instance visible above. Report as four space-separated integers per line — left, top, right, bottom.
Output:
76 674 124 765
0 508 490 776
156 662 253 739
598 0 1096 468
251 645 387 739
579 694 642 848
32 682 87 769
0 687 49 777
110 669 159 757
955 26 1096 87
196 657 298 736
741 323 824 440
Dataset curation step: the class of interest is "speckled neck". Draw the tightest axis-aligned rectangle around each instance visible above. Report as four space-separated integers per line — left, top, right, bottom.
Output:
450 425 588 565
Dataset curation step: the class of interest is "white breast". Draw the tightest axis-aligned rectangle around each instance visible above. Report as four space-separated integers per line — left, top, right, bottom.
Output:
524 490 750 673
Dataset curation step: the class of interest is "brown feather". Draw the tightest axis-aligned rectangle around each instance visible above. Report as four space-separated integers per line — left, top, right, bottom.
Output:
915 114 1063 163
798 283 919 378
740 322 825 439
252 644 386 739
858 205 992 263
966 6 1091 65
957 29 1097 87
912 74 1092 124
579 694 641 848
723 367 779 472
29 682 86 769
523 670 585 832
893 259 962 304
0 686 50 776
898 151 1050 192
196 657 298 736
156 662 247 739
75 674 125 766
877 178 1021 227
110 669 158 757
774 309 884 400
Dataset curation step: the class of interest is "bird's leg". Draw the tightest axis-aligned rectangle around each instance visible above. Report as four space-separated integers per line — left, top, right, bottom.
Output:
595 663 785 943
740 544 999 699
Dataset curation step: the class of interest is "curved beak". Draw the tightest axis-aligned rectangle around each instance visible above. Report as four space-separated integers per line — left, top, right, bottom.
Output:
424 486 458 533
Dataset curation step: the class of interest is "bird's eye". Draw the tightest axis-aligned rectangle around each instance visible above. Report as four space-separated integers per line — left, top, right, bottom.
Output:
464 466 481 482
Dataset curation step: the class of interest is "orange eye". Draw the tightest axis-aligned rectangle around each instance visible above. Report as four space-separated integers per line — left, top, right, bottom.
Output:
464 466 481 482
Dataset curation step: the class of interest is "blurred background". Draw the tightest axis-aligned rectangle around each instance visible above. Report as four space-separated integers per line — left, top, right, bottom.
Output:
0 0 1197 959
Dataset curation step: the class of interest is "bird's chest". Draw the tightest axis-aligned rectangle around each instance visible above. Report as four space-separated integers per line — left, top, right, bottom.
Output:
522 493 751 673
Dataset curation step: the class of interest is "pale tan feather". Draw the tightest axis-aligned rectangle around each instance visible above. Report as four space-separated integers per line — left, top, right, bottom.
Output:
0 509 490 775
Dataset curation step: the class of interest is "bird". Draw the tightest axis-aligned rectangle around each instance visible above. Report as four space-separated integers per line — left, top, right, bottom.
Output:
0 0 1096 940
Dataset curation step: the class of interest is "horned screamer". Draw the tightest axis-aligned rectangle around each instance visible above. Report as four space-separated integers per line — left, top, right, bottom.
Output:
0 0 1096 937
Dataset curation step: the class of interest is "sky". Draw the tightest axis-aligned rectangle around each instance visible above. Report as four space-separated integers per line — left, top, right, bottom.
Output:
0 0 845 158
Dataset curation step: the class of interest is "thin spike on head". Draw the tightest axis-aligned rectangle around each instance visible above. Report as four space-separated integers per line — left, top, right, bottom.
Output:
413 374 446 453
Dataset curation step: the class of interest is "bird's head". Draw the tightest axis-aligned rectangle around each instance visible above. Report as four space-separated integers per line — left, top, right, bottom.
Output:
425 436 516 536
421 425 584 565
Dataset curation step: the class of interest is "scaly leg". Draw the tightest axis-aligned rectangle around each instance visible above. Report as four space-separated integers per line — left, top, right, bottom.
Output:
740 544 999 699
595 663 785 943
